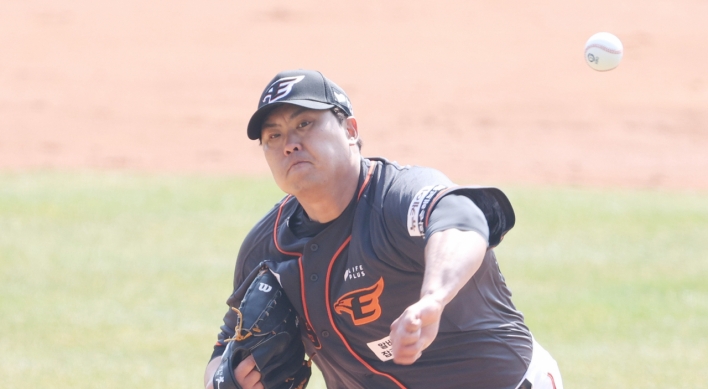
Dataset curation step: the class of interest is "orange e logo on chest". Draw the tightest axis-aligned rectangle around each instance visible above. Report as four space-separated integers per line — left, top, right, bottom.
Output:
333 277 384 325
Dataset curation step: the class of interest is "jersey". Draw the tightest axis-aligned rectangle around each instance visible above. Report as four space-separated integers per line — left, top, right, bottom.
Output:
212 157 532 389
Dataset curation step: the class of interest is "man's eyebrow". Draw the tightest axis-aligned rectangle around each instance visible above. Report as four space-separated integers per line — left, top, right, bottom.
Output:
261 107 312 130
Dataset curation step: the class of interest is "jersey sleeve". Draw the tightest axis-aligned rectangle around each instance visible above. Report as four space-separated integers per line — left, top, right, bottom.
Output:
436 186 516 247
378 165 516 270
377 166 454 269
425 194 489 242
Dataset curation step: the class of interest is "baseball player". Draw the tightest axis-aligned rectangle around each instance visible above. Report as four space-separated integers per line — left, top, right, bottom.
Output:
204 69 563 389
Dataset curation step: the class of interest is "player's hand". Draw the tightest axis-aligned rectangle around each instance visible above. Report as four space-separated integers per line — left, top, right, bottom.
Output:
389 294 444 365
234 355 264 389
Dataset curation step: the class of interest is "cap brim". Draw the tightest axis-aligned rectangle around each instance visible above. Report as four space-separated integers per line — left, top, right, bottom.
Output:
247 100 336 140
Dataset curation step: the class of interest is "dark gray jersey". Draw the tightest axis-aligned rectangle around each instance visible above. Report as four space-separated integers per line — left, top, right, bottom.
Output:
213 157 532 389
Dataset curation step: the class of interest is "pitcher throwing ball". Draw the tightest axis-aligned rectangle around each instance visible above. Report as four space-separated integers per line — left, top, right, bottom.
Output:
204 69 564 389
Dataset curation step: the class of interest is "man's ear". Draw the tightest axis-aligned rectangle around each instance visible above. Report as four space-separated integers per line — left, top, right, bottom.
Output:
345 117 359 145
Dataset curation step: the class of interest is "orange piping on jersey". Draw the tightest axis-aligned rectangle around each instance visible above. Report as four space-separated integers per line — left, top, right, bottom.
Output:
274 161 383 367
357 163 376 201
324 237 407 389
273 195 321 348
273 195 301 257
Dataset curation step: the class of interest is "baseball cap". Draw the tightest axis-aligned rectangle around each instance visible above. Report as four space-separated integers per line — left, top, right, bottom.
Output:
246 69 354 140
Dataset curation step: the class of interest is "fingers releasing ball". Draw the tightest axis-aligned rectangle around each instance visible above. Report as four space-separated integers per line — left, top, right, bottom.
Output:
585 32 623 71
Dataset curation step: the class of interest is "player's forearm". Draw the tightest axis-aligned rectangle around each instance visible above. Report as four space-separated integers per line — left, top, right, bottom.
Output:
204 357 221 389
420 228 487 307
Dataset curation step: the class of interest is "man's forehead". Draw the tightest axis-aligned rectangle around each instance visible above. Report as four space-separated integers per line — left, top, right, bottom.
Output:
262 105 325 127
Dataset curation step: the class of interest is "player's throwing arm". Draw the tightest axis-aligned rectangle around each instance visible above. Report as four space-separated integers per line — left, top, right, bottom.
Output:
390 229 488 365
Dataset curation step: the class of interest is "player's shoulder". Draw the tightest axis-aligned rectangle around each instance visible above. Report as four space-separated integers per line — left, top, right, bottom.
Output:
233 194 297 285
363 157 454 221
368 157 453 198
239 195 293 255
370 157 451 183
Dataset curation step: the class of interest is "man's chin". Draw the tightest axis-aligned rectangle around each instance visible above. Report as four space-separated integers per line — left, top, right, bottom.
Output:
279 175 317 195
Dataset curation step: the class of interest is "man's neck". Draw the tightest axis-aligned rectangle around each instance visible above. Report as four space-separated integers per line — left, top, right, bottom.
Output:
295 160 361 223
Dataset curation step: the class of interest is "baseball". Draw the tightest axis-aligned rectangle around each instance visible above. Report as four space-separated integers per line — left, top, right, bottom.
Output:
584 32 623 71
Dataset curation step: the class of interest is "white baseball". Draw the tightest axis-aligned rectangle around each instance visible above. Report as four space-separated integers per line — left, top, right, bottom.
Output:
584 32 623 71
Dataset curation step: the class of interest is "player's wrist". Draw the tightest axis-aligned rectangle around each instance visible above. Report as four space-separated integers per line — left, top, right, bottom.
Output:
418 291 447 312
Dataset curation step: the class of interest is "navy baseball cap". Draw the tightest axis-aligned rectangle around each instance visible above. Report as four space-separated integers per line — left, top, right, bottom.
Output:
246 69 354 140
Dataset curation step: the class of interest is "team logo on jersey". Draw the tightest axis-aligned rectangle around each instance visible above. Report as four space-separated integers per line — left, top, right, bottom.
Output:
407 185 446 237
261 76 305 104
333 277 384 325
343 265 365 281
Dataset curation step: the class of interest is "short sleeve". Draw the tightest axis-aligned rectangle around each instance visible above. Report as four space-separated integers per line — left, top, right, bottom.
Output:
425 194 490 243
380 168 515 263
368 161 515 269
376 166 454 268
429 186 516 247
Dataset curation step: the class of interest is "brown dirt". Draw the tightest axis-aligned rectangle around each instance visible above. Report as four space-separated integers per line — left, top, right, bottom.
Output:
2 1 707 191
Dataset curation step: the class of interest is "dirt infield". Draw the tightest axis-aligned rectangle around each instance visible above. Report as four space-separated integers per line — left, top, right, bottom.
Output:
2 1 707 190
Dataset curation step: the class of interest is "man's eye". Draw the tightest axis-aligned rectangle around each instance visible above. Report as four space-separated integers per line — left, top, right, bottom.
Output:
262 133 279 143
297 121 311 129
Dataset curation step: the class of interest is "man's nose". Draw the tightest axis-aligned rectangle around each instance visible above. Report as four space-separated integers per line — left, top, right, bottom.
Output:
283 133 302 155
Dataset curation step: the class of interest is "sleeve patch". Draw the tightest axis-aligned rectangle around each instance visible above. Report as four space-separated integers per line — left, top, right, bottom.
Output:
406 185 446 237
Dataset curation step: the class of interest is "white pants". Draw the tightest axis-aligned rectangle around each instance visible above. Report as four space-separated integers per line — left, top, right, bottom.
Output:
516 339 564 389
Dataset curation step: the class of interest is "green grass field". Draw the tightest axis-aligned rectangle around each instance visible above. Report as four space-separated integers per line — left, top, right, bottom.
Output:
1 172 706 388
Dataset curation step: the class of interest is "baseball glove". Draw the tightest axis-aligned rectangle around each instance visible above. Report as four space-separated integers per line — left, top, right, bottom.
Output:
213 264 311 389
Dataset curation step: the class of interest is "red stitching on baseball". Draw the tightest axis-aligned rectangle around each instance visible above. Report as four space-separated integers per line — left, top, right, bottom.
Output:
585 44 622 55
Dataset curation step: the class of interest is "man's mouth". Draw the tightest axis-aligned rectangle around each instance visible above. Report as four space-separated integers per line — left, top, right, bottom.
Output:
287 160 310 173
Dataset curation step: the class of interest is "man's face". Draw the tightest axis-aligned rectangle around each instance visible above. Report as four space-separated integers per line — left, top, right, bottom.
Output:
260 104 357 196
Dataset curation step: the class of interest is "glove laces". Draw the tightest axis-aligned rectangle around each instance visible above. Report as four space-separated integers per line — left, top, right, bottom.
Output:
226 307 256 342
